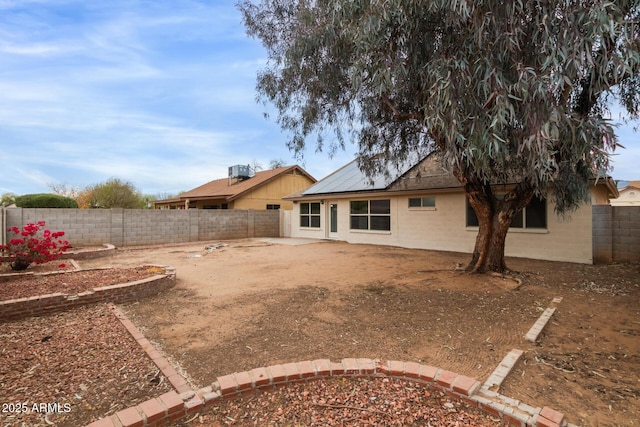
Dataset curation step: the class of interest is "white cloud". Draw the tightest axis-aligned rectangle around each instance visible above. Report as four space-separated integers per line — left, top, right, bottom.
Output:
0 41 61 56
0 0 636 198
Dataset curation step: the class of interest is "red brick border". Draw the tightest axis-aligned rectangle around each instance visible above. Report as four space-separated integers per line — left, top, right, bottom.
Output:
84 300 572 427
110 304 192 395
0 265 176 321
60 244 117 260
86 356 569 427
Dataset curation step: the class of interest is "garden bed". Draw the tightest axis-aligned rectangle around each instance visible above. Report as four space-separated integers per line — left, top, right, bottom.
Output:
0 304 174 426
0 266 175 321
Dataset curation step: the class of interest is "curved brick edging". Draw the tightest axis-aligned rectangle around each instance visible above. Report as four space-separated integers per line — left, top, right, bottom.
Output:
0 244 116 266
86 357 568 427
0 260 82 284
61 243 117 260
85 296 572 427
0 265 176 321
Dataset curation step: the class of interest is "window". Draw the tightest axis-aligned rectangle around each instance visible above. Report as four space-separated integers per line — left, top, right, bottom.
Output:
266 204 280 210
408 196 436 208
300 202 321 228
350 199 391 231
466 195 547 229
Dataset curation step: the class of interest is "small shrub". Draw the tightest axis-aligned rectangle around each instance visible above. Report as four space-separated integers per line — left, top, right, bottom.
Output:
1 221 70 271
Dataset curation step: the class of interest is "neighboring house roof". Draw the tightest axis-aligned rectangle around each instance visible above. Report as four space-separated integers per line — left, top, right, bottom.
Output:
610 183 639 205
617 184 640 197
287 152 618 200
154 165 315 204
616 180 640 189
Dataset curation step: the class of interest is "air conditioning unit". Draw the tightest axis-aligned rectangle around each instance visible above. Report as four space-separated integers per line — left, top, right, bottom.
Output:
228 165 252 180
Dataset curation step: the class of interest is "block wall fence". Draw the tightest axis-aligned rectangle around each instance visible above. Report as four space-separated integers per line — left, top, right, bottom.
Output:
592 205 640 263
2 206 638 263
1 208 280 247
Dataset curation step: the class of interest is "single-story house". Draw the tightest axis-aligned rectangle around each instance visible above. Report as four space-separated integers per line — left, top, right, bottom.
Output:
610 181 640 206
284 154 619 264
154 165 316 210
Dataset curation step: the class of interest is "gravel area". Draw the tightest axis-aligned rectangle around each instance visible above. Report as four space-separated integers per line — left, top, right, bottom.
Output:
171 376 506 426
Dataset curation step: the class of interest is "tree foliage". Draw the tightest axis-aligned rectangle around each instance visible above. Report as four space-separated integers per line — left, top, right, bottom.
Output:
88 178 145 209
241 0 639 272
49 182 93 209
1 193 16 206
15 194 79 208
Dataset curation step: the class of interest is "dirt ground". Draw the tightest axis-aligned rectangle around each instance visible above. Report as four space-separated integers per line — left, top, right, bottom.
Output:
81 238 640 427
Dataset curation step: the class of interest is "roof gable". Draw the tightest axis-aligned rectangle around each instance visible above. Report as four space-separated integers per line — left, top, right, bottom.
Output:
619 185 640 194
157 165 315 203
387 153 460 191
301 155 423 196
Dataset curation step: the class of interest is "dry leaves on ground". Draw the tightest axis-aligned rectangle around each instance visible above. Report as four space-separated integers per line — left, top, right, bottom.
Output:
173 377 506 427
0 303 173 426
0 267 158 301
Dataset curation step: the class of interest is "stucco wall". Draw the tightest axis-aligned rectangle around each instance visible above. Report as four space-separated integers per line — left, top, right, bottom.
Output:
289 191 594 264
3 208 279 247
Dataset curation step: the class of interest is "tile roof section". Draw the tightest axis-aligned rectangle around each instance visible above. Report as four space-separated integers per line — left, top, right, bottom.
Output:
159 166 314 203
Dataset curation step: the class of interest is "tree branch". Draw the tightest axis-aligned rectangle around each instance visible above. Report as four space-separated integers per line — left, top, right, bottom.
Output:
381 94 423 121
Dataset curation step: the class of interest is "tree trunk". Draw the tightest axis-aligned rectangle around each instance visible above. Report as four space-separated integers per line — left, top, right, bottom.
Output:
436 139 537 274
461 176 535 274
454 164 535 273
467 200 519 273
10 257 31 271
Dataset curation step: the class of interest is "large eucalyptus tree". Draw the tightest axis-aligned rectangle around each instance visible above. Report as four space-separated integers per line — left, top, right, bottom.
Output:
240 0 639 273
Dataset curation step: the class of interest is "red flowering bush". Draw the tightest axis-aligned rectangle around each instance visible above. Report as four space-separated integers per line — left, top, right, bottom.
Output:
1 221 70 271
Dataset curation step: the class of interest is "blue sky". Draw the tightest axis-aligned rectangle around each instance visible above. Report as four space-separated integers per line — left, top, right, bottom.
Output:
0 0 638 197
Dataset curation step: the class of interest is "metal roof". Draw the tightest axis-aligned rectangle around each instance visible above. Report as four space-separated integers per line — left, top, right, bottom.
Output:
301 157 419 196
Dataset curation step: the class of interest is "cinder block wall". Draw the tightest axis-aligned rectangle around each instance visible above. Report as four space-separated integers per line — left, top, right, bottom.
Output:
253 210 280 238
5 208 113 245
198 210 250 240
3 208 280 247
593 205 640 263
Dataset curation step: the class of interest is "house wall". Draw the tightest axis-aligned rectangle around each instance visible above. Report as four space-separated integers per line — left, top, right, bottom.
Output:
3 208 279 247
233 172 316 210
591 185 613 205
610 187 640 206
290 191 594 264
